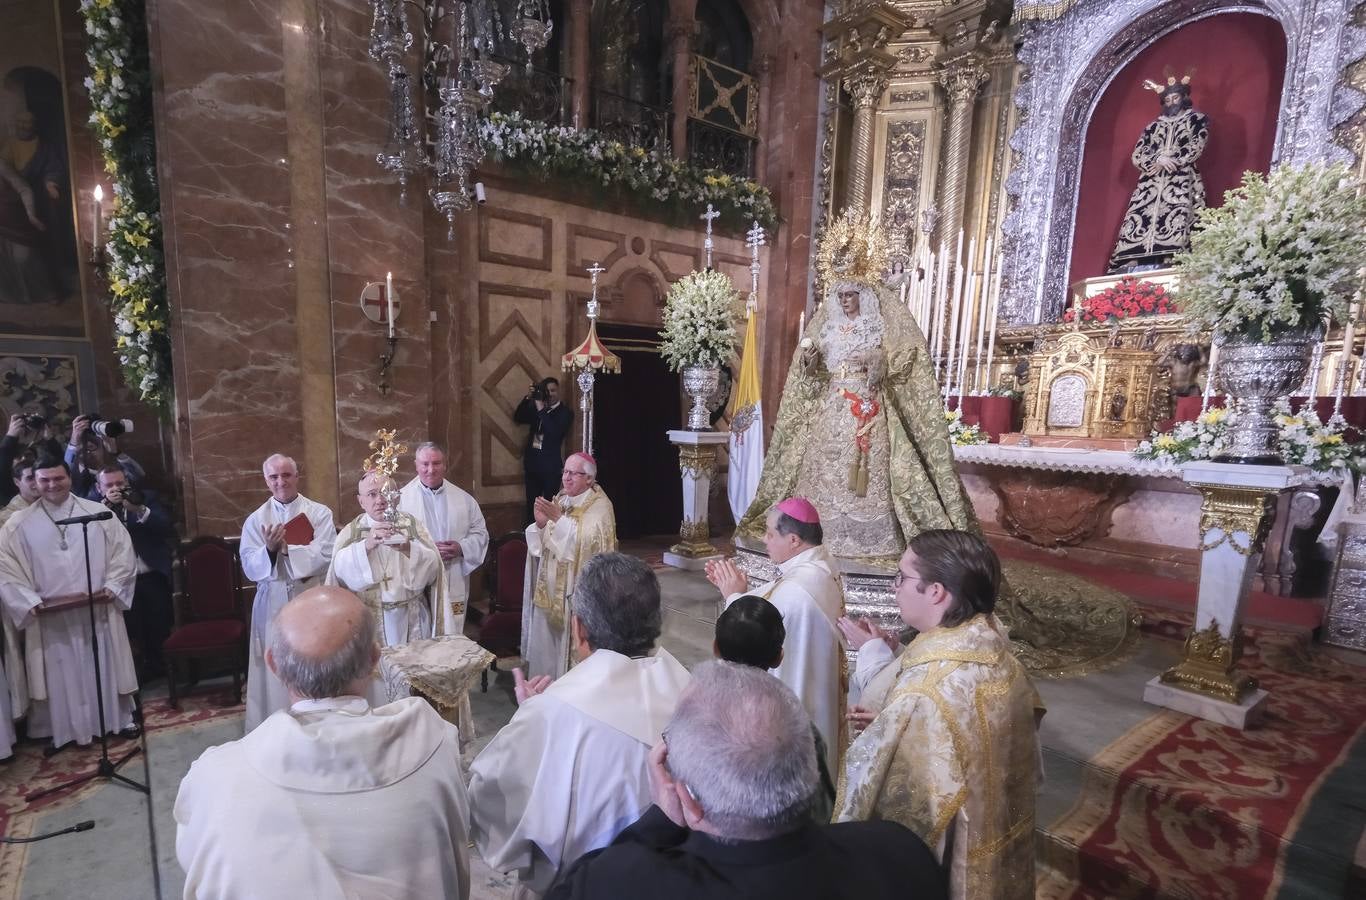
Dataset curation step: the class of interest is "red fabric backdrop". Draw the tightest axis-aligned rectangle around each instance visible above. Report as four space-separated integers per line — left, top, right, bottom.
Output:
1068 13 1287 286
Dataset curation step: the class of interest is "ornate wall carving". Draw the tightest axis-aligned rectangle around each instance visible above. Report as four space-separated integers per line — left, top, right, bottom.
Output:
1001 0 1366 325
882 119 926 260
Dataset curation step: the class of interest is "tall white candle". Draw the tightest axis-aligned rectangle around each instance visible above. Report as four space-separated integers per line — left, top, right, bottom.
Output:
1336 306 1357 406
386 271 395 339
932 243 950 380
944 232 966 401
973 237 994 393
798 309 805 337
92 184 103 254
983 262 1003 394
956 237 978 398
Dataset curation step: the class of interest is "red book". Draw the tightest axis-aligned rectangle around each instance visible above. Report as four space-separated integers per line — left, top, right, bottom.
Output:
283 513 314 546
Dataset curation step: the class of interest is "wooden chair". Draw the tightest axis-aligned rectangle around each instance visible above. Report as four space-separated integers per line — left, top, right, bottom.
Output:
163 536 247 709
477 531 528 691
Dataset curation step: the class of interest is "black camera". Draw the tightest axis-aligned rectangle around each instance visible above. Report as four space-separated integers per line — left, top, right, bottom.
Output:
87 414 133 439
22 414 46 430
105 485 145 508
530 382 547 402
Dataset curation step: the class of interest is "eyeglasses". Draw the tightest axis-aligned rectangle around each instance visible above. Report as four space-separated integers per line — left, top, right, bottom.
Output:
562 469 590 478
892 569 912 590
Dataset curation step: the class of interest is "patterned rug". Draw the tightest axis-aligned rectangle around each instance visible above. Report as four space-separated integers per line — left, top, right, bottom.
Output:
0 687 243 900
1038 607 1366 899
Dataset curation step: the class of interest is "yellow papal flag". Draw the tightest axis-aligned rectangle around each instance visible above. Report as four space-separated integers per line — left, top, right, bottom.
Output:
727 304 764 524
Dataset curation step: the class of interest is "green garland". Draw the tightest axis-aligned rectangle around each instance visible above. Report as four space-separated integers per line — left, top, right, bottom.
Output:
479 112 777 230
81 0 170 412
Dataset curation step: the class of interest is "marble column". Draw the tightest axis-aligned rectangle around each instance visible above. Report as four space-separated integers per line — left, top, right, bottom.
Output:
664 430 729 570
1143 461 1294 729
843 72 888 216
667 17 694 159
568 0 591 127
935 58 989 245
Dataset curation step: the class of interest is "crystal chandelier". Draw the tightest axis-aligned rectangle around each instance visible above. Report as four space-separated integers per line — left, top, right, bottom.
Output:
368 0 553 234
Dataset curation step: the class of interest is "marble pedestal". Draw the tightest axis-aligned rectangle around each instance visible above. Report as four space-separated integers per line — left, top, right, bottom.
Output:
664 429 729 570
1145 461 1299 730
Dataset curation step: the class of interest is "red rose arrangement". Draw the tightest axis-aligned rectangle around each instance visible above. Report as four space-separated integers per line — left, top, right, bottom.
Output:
1063 276 1177 323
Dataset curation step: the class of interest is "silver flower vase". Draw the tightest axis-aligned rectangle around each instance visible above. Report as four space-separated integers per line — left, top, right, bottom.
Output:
682 364 721 431
1212 333 1317 465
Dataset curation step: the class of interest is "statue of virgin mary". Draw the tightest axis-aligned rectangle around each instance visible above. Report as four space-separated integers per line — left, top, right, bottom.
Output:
737 212 1140 676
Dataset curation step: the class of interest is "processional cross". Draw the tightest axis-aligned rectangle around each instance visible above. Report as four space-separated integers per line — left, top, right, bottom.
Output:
701 204 720 270
745 220 766 313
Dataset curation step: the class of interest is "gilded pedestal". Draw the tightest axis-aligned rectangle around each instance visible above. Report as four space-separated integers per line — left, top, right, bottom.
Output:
1143 461 1295 729
664 429 728 570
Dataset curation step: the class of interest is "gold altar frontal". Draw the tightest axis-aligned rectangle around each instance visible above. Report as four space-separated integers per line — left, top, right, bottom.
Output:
1021 328 1160 441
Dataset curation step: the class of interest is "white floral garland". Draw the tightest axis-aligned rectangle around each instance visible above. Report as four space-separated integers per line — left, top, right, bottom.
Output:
660 270 742 371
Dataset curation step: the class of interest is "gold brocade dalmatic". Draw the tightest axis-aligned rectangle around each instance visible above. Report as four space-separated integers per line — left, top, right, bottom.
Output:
836 614 1040 899
532 486 618 634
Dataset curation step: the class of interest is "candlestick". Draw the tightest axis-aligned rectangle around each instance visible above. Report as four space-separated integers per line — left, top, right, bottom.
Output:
956 236 978 398
973 238 994 393
385 271 395 339
983 261 1003 394
933 242 950 381
943 232 966 403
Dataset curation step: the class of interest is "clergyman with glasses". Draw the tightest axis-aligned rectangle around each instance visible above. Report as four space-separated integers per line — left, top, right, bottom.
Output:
523 452 617 677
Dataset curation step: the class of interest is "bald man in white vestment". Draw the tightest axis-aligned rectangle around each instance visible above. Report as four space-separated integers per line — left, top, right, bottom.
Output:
398 441 488 637
706 498 845 754
241 454 337 731
470 552 689 899
0 458 138 751
175 585 471 899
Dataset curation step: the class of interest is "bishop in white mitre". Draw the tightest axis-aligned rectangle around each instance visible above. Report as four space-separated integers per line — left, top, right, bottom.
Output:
326 470 445 704
706 497 845 754
522 452 616 678
241 454 337 732
397 441 488 637
0 458 138 749
470 552 689 899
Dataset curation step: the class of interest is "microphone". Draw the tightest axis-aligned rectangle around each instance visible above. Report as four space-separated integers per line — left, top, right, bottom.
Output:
53 511 114 526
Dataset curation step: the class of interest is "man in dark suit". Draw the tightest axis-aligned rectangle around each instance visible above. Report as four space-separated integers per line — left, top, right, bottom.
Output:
513 376 573 525
96 464 176 680
547 661 946 900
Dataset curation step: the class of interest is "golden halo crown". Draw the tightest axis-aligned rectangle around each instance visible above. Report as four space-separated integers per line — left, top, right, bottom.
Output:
1143 73 1193 94
815 210 889 290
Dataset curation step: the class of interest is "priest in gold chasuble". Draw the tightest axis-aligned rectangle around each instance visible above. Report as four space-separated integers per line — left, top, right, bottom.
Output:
523 452 618 678
837 531 1040 900
1108 75 1210 273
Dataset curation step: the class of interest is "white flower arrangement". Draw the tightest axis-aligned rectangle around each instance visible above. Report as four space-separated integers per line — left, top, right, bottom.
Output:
1175 162 1366 342
477 112 777 230
1133 401 1364 472
944 407 988 446
81 0 170 412
659 270 743 372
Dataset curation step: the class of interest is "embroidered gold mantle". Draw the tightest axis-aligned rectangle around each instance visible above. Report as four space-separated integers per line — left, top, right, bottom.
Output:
532 485 618 633
836 614 1040 899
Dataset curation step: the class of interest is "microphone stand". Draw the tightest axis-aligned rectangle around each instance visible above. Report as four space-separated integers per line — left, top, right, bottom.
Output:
26 517 148 801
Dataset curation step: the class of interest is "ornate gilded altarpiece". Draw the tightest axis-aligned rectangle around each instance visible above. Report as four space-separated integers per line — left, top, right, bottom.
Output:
1001 0 1366 325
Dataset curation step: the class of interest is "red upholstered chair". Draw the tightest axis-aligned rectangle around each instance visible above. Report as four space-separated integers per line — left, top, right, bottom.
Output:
478 532 528 691
163 536 247 709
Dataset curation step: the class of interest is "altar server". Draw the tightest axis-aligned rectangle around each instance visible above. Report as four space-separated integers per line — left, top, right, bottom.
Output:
470 552 689 899
241 453 336 731
705 497 845 753
0 456 138 751
398 441 488 637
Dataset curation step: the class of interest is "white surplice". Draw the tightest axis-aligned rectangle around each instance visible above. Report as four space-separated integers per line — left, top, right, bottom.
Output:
726 544 845 753
175 696 471 899
469 647 690 898
240 493 336 732
398 477 488 637
0 494 29 742
0 495 138 747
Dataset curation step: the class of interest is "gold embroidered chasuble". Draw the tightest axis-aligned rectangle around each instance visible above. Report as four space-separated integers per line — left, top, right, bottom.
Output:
532 485 618 635
327 511 447 642
836 614 1040 900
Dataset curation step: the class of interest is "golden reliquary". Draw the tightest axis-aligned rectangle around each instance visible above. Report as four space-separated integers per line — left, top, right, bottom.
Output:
1021 327 1160 441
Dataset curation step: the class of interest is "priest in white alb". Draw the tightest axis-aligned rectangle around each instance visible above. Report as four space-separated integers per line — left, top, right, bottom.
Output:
0 456 40 759
705 497 845 754
470 552 689 899
241 453 337 731
523 451 616 678
398 441 488 637
0 456 138 751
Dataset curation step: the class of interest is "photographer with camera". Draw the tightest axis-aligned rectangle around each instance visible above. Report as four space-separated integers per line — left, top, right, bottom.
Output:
0 414 61 504
95 465 175 681
513 377 573 526
64 413 144 500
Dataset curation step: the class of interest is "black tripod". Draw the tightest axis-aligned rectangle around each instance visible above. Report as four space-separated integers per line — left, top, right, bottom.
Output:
26 514 148 802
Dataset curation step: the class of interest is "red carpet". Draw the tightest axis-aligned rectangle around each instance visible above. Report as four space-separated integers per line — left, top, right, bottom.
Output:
1041 607 1366 899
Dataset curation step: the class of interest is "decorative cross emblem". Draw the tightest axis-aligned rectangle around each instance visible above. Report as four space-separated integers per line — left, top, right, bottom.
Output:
701 204 720 270
745 220 766 312
586 261 605 320
378 568 393 592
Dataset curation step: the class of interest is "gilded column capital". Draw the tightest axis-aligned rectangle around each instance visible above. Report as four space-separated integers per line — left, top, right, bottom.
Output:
937 58 989 108
1187 481 1277 557
844 72 889 108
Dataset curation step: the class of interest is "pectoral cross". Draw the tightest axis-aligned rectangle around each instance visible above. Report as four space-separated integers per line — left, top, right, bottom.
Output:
378 570 393 592
701 204 720 270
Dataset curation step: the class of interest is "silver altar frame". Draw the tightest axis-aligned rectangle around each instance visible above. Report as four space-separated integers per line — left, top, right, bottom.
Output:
1000 0 1366 326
